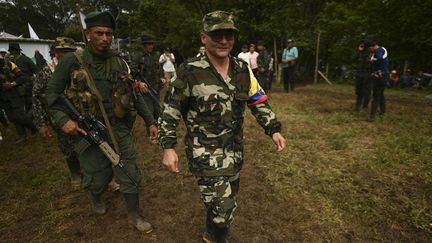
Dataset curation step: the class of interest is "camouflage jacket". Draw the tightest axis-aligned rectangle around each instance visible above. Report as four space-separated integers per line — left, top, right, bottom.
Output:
32 65 53 128
257 49 272 73
159 55 282 176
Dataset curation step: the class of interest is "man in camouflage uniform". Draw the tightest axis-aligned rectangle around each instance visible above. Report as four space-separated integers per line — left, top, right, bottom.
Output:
45 11 153 233
159 11 286 242
256 40 273 92
32 37 82 188
0 52 37 143
8 42 38 111
130 35 163 143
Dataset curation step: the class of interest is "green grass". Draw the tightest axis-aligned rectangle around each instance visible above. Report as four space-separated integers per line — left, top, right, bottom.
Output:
246 83 432 241
1 83 432 241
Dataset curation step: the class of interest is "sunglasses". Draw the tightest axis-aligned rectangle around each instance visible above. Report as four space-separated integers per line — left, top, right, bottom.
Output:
206 30 236 42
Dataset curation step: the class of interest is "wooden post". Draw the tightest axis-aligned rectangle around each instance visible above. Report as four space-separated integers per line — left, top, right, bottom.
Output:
313 31 321 84
273 37 279 83
325 63 329 78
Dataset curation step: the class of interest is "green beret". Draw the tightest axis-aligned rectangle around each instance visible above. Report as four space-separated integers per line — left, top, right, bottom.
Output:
203 10 238 33
85 11 116 30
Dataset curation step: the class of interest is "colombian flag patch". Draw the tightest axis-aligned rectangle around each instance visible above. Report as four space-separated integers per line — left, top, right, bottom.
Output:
247 66 268 106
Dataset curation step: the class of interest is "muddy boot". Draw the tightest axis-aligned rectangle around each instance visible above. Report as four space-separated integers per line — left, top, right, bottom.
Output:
70 173 81 189
203 211 229 243
91 193 106 215
123 193 153 233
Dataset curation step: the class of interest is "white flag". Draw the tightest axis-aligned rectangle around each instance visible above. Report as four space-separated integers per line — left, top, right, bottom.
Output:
28 23 39 39
80 12 87 29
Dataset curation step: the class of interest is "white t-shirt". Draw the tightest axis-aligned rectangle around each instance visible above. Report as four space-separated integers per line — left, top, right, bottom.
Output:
249 51 259 69
237 52 250 65
159 53 176 72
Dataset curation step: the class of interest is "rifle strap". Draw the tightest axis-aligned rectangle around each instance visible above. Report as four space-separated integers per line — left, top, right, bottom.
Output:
73 52 121 154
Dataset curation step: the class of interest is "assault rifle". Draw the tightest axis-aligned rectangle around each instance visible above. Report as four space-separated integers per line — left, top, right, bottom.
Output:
54 94 138 187
129 72 162 108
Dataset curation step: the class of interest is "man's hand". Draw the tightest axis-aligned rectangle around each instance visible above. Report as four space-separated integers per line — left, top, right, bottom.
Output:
272 132 286 152
38 126 52 139
148 124 158 140
162 148 179 173
61 120 87 136
139 81 148 93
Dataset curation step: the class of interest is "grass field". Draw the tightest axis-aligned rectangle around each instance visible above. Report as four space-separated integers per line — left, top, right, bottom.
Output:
1 83 431 242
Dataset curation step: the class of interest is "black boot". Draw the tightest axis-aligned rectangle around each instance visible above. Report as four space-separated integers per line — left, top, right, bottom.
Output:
123 193 153 233
91 193 106 215
203 210 229 243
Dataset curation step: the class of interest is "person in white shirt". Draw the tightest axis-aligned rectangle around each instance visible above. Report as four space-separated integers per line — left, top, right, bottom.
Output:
249 44 259 76
159 47 176 101
237 44 250 65
196 46 206 58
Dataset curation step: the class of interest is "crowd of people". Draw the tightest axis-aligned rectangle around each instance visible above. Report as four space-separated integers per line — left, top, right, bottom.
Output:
1 10 286 242
1 8 429 243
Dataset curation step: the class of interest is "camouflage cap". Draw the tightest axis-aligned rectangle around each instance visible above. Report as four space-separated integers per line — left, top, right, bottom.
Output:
54 37 77 50
203 10 238 32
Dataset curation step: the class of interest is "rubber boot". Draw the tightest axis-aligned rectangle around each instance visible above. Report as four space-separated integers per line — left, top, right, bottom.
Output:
123 193 153 233
91 193 106 215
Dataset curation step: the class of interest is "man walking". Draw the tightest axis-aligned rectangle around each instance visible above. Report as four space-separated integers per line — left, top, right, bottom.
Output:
32 37 82 188
159 11 286 242
131 35 162 143
45 11 152 233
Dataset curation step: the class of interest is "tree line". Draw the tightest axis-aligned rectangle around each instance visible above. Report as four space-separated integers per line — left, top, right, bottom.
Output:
1 0 431 79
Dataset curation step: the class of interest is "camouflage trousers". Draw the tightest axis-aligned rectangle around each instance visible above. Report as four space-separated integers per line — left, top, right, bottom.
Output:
196 173 240 228
56 130 81 176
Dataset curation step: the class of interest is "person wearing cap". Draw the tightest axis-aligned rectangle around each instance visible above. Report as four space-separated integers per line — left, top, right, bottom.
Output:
159 10 286 242
8 42 38 111
366 39 389 119
159 47 176 101
400 69 414 88
0 48 7 58
256 40 273 92
389 70 399 88
354 40 371 112
45 11 153 233
0 48 37 143
237 44 250 65
281 39 298 92
130 35 163 143
32 37 82 188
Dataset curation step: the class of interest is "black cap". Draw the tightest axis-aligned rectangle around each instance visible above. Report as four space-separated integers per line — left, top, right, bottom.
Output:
85 11 116 30
241 44 248 49
141 35 156 44
256 40 265 46
8 42 21 52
